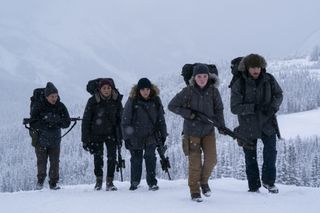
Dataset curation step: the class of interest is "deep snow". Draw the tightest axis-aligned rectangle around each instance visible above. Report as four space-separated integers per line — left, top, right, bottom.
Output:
0 178 319 213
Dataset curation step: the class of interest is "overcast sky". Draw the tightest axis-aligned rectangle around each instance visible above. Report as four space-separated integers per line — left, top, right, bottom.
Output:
1 0 320 78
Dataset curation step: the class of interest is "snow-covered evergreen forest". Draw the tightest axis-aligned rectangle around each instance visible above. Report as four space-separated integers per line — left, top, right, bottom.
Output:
1 58 319 192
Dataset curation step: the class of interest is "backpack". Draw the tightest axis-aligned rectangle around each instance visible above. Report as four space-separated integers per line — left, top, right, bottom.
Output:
26 88 46 146
86 78 116 95
30 88 46 115
228 57 244 89
181 63 218 85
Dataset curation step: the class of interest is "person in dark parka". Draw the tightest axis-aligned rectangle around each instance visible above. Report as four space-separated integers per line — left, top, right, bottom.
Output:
30 82 71 190
121 78 167 191
168 64 225 202
81 78 123 191
230 54 283 193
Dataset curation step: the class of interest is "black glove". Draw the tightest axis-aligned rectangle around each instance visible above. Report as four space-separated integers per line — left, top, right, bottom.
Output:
43 113 61 127
82 142 90 152
218 127 227 135
237 139 256 150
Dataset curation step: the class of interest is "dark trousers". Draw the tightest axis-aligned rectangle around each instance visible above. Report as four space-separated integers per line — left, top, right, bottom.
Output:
35 145 60 184
243 134 277 190
130 143 157 186
92 140 117 179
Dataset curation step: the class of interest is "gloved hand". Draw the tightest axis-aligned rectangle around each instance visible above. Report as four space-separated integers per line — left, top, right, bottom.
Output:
43 113 61 127
82 142 90 152
237 139 256 150
218 127 227 135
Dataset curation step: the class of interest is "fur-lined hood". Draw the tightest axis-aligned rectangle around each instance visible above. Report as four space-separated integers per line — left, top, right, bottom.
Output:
238 54 267 72
129 84 160 99
189 72 220 88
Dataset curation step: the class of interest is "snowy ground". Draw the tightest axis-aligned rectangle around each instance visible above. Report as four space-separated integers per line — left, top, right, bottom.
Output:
278 108 320 139
0 178 319 213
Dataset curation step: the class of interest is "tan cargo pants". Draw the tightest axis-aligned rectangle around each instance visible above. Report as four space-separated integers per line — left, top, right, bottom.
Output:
185 132 217 193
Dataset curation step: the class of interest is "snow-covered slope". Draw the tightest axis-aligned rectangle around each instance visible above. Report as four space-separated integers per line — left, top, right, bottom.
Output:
1 179 319 213
278 108 320 139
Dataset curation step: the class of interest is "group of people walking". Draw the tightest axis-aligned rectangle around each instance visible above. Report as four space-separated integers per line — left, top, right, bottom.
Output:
28 53 283 202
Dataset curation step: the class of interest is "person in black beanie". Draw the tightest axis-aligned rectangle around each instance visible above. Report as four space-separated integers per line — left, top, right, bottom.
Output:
81 78 123 191
30 82 71 190
121 78 167 191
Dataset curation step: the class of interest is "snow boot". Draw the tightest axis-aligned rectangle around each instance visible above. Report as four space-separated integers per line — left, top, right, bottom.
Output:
148 185 159 191
200 184 211 197
94 176 103 190
106 177 117 191
129 182 139 191
49 183 61 190
263 183 279 194
35 181 44 190
248 188 260 193
191 193 203 202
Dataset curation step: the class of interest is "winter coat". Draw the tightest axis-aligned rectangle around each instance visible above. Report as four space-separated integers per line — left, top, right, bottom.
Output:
30 98 71 148
81 90 123 143
168 73 225 137
230 55 283 140
121 85 167 150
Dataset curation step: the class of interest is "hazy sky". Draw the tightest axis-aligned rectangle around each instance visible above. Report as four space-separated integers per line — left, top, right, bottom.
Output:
1 0 320 78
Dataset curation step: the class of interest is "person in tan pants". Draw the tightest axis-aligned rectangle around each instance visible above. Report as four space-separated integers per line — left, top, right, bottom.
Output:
187 134 217 194
169 63 225 202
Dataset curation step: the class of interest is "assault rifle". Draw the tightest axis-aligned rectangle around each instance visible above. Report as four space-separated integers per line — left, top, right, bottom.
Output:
154 131 172 180
191 110 253 145
23 117 82 139
115 127 125 182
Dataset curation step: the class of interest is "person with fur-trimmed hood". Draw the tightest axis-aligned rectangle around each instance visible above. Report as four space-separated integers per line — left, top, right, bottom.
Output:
121 78 167 191
230 54 283 193
168 64 225 202
81 78 123 191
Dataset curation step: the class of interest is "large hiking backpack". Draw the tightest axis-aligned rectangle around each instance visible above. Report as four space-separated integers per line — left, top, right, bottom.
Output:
181 63 218 85
228 57 244 88
25 88 47 146
30 88 46 114
86 78 116 95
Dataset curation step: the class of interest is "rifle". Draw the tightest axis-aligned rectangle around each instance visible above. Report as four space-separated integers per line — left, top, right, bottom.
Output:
153 130 172 180
22 117 82 139
272 114 282 140
156 143 172 180
115 127 125 182
191 110 254 145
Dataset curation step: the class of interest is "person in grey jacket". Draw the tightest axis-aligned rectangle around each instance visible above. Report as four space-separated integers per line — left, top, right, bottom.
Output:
168 64 225 202
122 78 167 191
230 54 283 193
